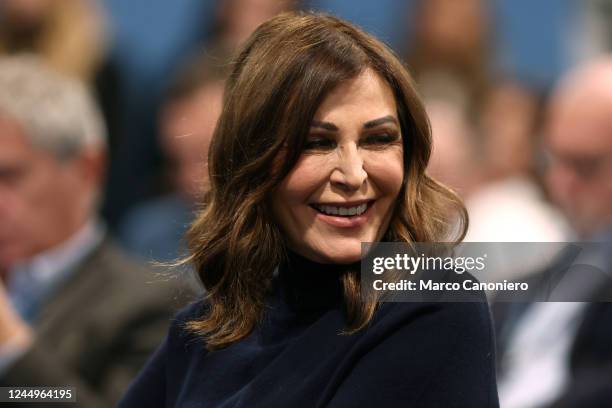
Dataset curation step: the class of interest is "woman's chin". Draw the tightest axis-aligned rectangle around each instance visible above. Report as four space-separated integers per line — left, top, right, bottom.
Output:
294 239 367 264
316 247 363 265
312 237 370 264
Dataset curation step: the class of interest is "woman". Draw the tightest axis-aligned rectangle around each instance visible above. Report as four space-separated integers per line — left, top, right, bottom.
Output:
120 12 498 407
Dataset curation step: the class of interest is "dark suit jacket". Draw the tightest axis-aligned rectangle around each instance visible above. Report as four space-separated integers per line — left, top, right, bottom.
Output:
494 247 612 408
0 238 196 407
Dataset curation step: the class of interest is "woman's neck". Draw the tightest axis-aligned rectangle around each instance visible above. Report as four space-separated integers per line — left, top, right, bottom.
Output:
277 249 359 314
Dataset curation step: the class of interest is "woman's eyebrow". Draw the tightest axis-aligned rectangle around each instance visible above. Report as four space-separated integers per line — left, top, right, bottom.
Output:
363 115 399 129
310 115 398 132
310 120 339 131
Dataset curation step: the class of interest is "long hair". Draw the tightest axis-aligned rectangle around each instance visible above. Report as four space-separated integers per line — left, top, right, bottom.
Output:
182 11 468 350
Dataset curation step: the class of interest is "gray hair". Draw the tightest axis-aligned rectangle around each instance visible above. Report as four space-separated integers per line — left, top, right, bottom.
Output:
0 55 106 160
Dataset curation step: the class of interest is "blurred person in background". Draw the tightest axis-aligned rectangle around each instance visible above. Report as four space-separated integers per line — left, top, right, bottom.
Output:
479 82 541 181
0 0 106 81
100 0 296 231
118 54 227 263
410 0 566 256
495 57 612 408
463 81 570 280
0 0 126 221
211 0 298 52
0 56 188 407
409 0 568 258
424 82 484 198
405 0 492 113
99 0 215 229
411 0 569 280
425 82 569 281
545 59 612 241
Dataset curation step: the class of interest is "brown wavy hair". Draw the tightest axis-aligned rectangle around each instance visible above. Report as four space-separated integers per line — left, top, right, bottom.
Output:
182 11 468 350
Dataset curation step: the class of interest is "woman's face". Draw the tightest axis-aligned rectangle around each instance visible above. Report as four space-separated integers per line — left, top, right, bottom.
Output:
271 69 404 264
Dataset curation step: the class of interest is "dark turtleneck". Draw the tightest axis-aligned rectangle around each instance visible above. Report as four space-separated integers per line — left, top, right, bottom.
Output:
120 250 499 407
276 249 353 315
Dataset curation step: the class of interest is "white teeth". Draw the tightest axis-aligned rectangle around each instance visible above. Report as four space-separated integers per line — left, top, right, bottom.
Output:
323 205 338 215
313 203 368 217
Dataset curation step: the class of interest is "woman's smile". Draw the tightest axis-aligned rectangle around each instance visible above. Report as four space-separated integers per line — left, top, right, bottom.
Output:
310 200 375 228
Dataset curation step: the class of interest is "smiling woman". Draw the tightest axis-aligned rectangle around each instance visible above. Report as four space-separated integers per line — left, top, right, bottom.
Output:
120 11 498 408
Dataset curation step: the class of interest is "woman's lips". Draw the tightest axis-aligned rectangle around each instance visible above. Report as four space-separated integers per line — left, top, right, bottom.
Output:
311 200 375 228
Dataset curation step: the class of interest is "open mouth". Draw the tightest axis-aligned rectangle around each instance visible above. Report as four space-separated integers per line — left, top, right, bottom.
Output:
310 201 373 217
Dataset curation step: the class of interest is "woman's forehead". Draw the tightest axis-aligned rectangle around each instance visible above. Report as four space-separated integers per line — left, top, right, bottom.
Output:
312 69 398 125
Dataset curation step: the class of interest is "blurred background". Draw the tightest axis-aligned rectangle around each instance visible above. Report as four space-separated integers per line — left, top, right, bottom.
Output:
5 0 609 251
2 0 609 250
2 0 612 407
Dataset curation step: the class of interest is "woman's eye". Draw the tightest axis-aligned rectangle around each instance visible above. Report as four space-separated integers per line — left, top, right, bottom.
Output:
361 133 400 147
304 137 336 151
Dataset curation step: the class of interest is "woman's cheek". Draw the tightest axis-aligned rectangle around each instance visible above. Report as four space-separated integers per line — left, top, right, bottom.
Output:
285 155 333 197
364 149 404 192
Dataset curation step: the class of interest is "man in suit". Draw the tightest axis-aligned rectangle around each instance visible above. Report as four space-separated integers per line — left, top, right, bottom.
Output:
0 56 193 406
496 57 612 407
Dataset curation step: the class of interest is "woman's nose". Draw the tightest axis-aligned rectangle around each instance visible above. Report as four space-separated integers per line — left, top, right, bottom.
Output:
330 144 367 191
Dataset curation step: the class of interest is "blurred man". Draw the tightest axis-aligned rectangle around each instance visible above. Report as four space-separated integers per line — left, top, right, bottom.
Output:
118 54 226 262
546 60 612 240
0 56 187 407
496 57 612 408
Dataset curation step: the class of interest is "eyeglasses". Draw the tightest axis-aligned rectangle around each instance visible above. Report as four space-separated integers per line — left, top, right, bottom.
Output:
543 149 612 180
